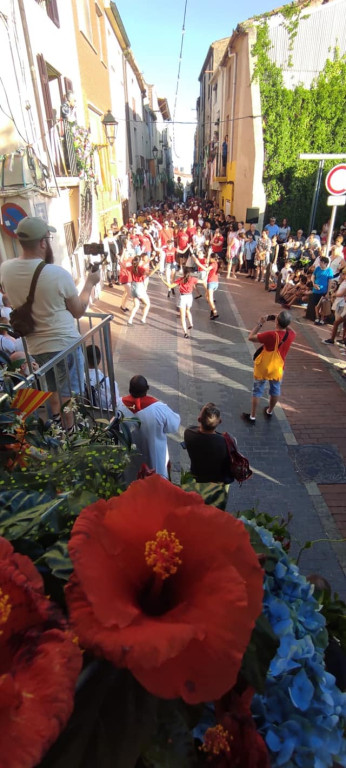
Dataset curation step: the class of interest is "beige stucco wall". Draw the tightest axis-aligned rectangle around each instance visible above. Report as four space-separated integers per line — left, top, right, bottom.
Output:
226 29 265 224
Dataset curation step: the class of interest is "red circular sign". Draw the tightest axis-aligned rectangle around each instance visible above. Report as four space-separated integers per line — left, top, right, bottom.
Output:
1 203 28 238
325 164 346 196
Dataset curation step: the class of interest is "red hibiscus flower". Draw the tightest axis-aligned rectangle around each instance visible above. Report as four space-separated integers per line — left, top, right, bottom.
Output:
201 690 270 767
66 475 263 704
0 538 82 768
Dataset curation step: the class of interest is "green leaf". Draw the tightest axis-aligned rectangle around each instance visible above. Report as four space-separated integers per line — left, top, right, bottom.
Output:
241 613 279 693
142 699 198 768
181 475 228 510
38 664 157 768
40 539 72 581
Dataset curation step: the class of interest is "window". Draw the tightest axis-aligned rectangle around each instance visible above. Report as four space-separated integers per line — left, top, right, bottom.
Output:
35 0 60 28
77 0 93 42
132 97 137 121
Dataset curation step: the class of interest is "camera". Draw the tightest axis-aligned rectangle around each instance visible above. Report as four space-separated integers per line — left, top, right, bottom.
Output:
267 314 276 321
83 243 105 256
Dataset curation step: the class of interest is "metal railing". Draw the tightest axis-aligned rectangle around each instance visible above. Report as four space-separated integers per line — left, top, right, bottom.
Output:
11 313 116 421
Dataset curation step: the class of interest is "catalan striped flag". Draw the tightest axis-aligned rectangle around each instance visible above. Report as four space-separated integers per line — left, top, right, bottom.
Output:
12 388 52 418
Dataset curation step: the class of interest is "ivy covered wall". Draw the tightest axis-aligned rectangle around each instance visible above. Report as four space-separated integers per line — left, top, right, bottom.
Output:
251 19 346 232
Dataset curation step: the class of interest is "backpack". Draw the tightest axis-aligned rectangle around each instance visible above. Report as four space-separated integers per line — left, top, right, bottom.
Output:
223 432 252 485
85 376 105 408
253 330 289 381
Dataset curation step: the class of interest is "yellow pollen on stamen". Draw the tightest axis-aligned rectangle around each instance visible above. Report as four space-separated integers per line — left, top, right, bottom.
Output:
200 724 232 756
145 529 183 580
0 588 11 634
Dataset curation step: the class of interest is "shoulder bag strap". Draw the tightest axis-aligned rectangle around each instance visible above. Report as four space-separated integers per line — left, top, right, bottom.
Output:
277 330 289 348
26 261 46 305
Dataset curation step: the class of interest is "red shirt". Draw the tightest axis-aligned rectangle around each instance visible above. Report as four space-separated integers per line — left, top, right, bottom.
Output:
177 276 198 294
130 234 141 249
257 329 296 364
197 256 207 271
177 232 190 251
165 246 176 264
130 266 146 282
207 263 219 283
159 229 169 247
139 234 152 253
187 226 196 242
212 234 224 253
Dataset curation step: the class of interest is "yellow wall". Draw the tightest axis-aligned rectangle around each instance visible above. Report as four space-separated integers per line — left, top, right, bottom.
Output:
72 0 121 233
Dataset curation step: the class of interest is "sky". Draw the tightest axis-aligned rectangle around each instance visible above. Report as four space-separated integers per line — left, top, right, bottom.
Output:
115 0 277 171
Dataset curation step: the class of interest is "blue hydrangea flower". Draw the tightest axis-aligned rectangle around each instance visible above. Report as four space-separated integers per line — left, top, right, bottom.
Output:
242 518 346 768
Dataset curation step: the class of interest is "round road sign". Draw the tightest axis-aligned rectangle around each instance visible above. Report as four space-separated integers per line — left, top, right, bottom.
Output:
325 164 346 196
1 203 27 238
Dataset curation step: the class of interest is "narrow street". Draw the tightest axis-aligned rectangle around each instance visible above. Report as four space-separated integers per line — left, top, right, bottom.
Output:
95 271 346 599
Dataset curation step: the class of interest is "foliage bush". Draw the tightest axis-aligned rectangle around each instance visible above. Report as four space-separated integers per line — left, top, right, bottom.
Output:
251 18 346 232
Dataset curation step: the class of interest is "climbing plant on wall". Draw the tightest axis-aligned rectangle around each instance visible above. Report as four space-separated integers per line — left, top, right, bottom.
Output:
251 17 346 232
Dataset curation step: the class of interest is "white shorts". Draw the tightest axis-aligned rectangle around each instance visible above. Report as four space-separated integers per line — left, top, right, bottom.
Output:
179 293 193 309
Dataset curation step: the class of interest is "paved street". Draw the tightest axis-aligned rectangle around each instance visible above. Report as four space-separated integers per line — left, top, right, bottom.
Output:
95 272 346 599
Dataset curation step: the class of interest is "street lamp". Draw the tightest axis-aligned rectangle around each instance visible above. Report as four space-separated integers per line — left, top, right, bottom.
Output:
101 110 118 146
152 145 158 160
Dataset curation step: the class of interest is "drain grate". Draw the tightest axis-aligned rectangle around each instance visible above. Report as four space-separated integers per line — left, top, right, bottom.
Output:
288 444 346 484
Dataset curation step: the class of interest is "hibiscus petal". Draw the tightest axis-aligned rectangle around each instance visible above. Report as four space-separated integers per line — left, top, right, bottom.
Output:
67 476 264 704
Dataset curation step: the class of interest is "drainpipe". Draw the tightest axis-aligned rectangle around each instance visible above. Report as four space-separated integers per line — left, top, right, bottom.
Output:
228 52 237 164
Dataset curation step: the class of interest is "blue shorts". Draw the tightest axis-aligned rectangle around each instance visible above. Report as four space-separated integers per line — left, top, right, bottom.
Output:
252 378 281 397
207 282 218 292
35 346 84 397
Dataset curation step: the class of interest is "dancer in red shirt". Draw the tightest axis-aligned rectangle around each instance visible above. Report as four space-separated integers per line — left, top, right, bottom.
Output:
127 256 159 325
161 267 199 338
206 254 220 319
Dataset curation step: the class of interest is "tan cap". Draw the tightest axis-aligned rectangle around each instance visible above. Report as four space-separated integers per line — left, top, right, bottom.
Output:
15 217 56 240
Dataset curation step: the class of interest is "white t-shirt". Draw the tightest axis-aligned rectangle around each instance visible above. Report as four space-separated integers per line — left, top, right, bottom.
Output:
87 368 120 411
330 255 345 275
1 258 80 355
118 400 180 478
1 306 12 322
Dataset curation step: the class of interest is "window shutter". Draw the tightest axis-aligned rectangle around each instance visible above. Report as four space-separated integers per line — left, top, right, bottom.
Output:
46 0 60 28
37 54 54 128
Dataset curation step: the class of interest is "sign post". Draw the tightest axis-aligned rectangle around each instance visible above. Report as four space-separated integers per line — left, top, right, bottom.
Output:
325 163 346 257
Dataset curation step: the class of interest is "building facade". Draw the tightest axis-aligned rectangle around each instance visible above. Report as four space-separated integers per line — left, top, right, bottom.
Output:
0 0 172 274
193 0 346 226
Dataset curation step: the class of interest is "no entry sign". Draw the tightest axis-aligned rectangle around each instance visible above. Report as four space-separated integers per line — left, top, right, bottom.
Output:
325 164 346 196
1 203 27 238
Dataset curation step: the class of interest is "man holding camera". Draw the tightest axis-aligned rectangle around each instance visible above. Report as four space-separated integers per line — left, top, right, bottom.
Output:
242 310 296 424
1 217 100 431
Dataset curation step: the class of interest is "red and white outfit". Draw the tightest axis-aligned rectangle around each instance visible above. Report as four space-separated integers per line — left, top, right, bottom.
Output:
176 275 198 309
177 231 190 254
129 265 147 299
207 261 219 289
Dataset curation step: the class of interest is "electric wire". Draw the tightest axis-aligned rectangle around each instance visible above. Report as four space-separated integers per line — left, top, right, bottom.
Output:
171 0 188 160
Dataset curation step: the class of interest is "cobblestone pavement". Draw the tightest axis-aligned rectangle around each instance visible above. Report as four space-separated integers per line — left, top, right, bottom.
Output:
95 271 346 598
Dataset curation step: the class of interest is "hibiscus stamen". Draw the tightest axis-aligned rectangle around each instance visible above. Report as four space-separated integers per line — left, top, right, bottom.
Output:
0 588 11 633
200 724 232 756
145 529 183 580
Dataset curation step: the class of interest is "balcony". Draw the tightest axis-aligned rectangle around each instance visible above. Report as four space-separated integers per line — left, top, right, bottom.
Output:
48 119 79 181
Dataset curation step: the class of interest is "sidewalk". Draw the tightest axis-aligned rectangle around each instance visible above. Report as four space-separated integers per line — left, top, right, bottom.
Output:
95 272 346 598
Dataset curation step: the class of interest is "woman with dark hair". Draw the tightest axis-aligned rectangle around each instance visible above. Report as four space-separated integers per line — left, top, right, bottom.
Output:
127 256 159 326
206 253 220 319
184 402 233 485
161 266 200 338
